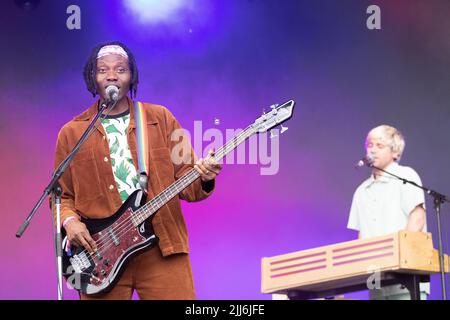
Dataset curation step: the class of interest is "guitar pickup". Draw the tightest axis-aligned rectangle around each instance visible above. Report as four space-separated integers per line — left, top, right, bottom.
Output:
108 228 120 246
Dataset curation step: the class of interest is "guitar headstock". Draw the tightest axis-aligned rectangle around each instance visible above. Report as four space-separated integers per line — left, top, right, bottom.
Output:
252 100 295 133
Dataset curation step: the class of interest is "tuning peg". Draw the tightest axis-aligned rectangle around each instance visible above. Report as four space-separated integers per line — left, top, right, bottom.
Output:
270 130 278 139
280 125 288 134
270 104 279 109
214 118 220 125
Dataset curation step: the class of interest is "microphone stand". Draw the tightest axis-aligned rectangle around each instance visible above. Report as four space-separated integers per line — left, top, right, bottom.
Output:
16 99 117 300
368 163 449 300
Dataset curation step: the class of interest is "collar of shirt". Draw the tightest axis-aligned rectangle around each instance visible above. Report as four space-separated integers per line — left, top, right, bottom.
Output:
363 161 400 188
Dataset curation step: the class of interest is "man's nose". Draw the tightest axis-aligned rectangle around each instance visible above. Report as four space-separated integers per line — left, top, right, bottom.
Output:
106 70 118 81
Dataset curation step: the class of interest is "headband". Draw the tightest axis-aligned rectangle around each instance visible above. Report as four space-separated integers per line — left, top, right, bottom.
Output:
97 45 128 59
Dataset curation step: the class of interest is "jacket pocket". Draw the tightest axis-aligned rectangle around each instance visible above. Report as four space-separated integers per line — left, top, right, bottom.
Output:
150 147 175 189
70 147 104 207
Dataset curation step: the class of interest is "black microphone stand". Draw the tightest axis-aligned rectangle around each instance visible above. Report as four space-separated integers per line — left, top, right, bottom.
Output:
367 163 449 300
16 99 117 300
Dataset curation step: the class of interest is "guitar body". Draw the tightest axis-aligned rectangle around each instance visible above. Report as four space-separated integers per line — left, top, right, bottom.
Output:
62 189 158 295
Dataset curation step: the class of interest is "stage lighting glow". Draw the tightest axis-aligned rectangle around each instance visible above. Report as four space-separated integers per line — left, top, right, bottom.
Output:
123 0 190 25
14 0 40 11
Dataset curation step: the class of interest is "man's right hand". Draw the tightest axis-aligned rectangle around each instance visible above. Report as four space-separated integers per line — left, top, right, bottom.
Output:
64 219 97 253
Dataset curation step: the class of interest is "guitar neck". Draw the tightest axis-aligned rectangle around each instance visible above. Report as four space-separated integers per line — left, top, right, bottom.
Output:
134 125 256 224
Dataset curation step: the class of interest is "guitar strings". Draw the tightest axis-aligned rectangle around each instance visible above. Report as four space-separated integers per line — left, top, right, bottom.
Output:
73 125 254 267
79 126 253 259
91 127 252 256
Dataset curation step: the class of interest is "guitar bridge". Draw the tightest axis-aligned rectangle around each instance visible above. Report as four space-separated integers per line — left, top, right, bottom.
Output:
70 252 91 273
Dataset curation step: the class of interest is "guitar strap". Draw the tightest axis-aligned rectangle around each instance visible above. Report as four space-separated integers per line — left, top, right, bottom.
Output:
133 101 149 194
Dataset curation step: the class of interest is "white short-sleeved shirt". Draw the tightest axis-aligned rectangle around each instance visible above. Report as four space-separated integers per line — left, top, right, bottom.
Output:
348 162 426 238
347 162 428 295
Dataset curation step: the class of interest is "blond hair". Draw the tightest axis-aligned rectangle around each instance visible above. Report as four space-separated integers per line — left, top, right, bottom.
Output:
366 125 406 161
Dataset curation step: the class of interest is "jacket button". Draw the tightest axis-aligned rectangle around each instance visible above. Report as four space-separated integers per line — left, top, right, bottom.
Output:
109 185 114 190
104 157 109 162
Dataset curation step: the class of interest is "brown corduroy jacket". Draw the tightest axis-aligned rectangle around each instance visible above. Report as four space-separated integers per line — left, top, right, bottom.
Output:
53 97 214 256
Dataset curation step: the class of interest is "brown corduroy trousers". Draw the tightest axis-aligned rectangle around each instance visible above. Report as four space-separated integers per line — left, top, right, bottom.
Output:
80 247 195 300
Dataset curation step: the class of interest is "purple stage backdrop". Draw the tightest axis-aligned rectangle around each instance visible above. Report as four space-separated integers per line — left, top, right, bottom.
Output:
0 0 449 300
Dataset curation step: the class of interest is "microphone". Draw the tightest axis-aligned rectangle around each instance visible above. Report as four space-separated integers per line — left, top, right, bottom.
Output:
355 155 374 168
105 85 119 102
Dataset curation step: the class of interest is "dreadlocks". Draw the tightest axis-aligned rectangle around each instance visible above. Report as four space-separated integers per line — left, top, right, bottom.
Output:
83 41 139 99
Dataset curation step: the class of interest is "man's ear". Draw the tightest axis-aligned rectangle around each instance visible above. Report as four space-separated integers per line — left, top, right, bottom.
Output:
393 153 400 161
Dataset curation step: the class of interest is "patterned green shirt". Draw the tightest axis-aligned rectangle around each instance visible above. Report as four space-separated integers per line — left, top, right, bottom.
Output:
101 109 140 202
